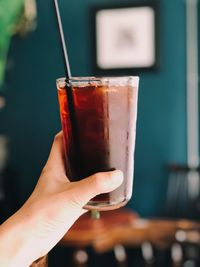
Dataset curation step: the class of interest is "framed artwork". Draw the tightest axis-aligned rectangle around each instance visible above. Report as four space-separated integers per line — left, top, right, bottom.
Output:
92 2 158 74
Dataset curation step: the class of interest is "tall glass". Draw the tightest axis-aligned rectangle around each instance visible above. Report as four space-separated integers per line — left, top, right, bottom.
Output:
57 76 139 211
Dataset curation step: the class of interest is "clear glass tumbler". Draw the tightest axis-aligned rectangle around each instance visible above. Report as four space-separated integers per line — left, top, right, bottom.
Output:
57 76 139 211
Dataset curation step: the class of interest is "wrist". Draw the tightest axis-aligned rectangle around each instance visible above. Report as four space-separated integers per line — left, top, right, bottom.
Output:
0 210 37 267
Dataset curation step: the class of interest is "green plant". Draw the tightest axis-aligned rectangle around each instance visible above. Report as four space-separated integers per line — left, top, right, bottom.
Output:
0 0 24 89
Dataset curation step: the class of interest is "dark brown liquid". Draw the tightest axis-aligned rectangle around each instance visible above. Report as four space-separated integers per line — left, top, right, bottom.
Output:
57 82 137 210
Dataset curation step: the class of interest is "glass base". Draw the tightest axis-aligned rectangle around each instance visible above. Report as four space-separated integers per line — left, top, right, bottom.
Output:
84 198 129 211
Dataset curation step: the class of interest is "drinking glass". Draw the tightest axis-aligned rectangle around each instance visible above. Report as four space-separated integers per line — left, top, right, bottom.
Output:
57 76 139 211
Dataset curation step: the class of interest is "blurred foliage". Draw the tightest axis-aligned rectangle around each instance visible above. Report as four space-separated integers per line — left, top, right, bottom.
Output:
0 0 24 89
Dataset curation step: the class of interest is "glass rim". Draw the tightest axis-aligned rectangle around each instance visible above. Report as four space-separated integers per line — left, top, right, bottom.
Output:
56 76 139 88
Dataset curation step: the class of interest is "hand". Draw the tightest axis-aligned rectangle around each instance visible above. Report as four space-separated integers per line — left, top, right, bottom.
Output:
0 132 123 266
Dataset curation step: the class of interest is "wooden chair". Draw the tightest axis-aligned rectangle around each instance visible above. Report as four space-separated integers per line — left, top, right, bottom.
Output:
166 164 200 219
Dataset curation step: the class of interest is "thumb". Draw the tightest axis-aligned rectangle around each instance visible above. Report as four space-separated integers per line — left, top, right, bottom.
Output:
69 170 124 207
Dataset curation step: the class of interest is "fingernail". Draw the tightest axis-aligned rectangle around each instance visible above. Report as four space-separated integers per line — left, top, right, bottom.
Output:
109 170 124 187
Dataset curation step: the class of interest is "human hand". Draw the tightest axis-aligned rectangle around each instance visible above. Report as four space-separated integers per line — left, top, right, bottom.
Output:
0 132 123 266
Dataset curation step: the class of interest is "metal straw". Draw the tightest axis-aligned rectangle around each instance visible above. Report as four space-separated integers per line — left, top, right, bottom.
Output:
53 0 71 78
53 0 100 220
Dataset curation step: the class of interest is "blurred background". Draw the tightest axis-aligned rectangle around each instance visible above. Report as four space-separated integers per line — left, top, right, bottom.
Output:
0 0 200 266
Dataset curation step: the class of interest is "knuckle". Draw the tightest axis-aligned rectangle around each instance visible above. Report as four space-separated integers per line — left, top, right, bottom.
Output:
92 173 105 189
54 133 60 142
41 165 49 176
54 131 63 142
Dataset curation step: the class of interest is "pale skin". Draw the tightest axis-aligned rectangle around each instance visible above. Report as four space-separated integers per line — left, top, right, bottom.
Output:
0 133 123 267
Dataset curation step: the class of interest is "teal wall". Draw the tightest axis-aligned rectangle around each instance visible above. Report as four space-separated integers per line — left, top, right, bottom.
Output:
1 0 187 217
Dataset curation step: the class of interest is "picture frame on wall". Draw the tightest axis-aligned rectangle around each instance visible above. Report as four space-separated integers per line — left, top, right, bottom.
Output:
92 2 158 74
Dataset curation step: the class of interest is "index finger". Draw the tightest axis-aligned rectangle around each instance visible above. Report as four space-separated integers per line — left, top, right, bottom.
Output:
45 132 67 176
